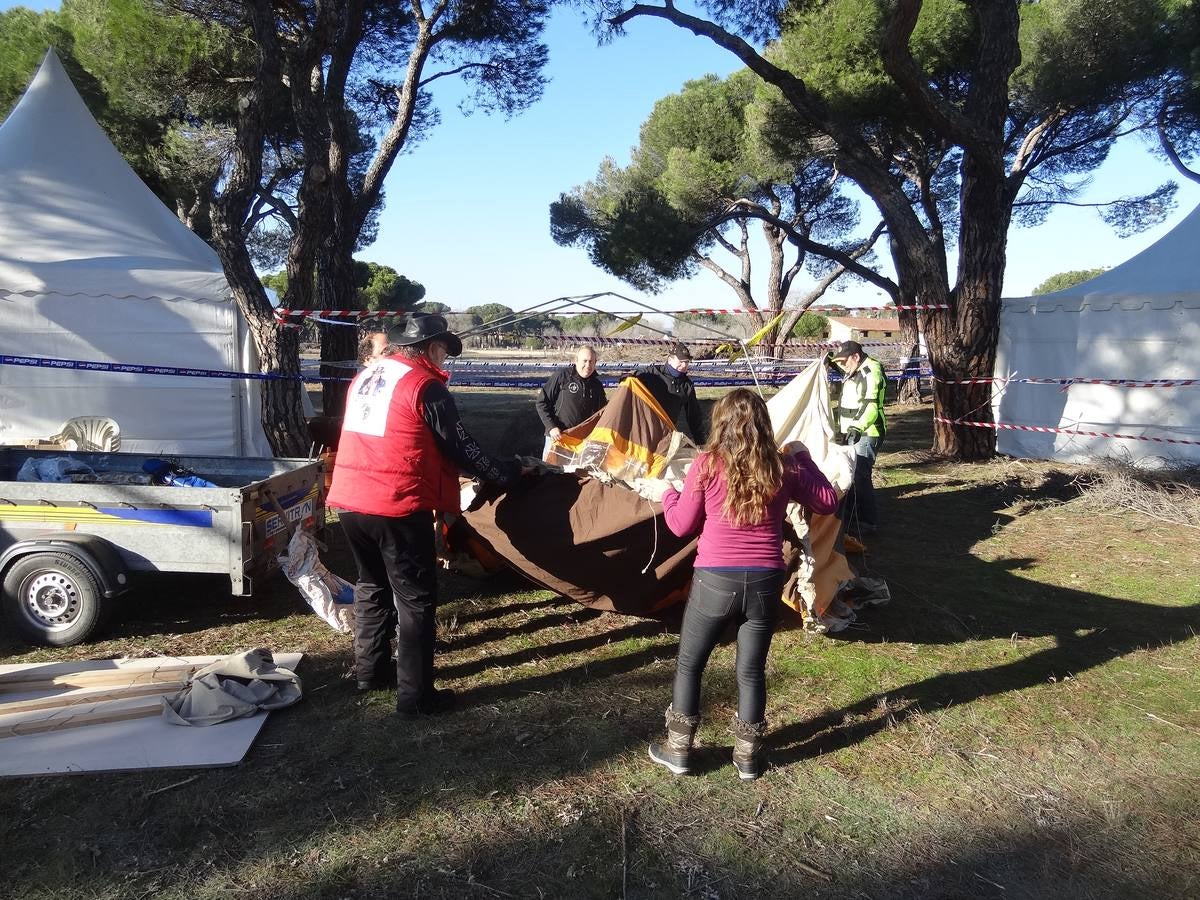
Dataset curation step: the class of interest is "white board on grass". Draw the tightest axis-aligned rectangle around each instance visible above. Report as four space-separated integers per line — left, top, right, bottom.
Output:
0 653 302 777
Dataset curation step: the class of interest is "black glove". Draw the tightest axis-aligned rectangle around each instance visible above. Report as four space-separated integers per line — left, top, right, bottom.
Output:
833 432 847 446
824 352 840 372
845 427 863 445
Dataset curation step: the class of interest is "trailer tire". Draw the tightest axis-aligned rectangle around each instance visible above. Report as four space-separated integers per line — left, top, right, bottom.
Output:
2 553 109 646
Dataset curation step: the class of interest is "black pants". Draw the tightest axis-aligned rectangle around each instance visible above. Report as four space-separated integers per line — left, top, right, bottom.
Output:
672 567 786 724
339 509 438 709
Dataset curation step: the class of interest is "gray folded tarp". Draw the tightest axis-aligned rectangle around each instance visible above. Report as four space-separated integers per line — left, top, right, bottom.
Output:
162 649 301 726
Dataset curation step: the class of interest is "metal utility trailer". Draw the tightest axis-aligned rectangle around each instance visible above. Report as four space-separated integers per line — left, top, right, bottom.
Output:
0 449 325 646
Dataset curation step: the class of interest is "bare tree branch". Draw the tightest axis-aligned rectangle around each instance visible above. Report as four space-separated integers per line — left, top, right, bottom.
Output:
709 201 898 299
610 3 817 118
419 61 501 89
692 252 753 307
1157 104 1200 185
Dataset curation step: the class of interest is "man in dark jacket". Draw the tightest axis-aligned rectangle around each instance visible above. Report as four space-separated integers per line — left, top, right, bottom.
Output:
536 345 606 458
634 342 708 443
328 313 521 717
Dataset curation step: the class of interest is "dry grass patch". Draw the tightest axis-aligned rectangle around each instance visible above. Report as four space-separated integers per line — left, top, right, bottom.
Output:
1072 459 1200 529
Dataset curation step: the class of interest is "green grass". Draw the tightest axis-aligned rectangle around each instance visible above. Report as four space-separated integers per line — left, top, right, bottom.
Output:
1 403 1198 899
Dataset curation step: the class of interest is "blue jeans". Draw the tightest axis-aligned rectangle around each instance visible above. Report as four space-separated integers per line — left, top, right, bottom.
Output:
672 567 786 724
845 433 881 529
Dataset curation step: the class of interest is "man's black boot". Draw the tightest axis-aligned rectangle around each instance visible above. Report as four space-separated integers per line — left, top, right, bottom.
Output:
648 705 700 776
356 670 398 692
396 687 456 719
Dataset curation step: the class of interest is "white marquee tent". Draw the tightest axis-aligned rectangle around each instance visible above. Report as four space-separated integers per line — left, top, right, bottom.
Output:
993 203 1200 466
0 52 271 457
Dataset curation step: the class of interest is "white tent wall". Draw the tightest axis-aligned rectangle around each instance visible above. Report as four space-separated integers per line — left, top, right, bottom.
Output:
994 203 1200 467
237 313 278 459
0 290 264 457
0 52 271 457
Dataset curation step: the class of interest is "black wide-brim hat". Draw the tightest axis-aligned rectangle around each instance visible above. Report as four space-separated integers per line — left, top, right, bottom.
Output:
388 313 463 357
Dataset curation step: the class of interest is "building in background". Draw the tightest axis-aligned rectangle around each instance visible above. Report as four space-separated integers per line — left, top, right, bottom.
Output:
827 316 901 344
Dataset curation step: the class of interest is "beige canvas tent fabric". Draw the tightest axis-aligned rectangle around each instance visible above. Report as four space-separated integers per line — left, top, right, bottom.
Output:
767 360 859 626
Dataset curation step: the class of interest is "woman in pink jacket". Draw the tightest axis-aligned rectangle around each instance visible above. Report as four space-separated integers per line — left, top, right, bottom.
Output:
649 388 837 780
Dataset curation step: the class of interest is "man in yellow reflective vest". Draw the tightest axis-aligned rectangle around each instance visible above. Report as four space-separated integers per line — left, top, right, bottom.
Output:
828 340 886 535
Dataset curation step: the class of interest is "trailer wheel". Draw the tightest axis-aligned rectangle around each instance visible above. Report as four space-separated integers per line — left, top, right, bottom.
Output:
2 553 109 646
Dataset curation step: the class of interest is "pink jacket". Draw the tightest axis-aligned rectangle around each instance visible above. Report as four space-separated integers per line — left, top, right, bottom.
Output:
662 450 837 569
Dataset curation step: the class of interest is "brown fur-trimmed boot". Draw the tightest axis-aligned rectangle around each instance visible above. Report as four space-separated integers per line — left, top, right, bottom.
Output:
731 715 768 780
648 705 700 776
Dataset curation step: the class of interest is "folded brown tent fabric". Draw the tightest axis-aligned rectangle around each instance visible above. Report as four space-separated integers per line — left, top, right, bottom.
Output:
547 377 677 478
460 471 695 615
458 361 884 631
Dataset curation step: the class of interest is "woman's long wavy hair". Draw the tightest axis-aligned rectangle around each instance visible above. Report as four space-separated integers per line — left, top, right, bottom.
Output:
701 388 783 527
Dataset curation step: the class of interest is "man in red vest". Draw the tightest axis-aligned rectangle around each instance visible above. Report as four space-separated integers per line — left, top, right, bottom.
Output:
327 313 521 717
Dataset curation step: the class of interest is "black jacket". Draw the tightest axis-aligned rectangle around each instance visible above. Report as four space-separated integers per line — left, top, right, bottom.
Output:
421 381 520 487
535 365 607 433
633 364 708 442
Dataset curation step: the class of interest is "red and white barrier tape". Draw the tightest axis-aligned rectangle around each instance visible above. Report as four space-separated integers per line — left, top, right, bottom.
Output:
274 309 398 319
545 334 904 349
664 304 948 315
272 304 949 321
934 416 1200 446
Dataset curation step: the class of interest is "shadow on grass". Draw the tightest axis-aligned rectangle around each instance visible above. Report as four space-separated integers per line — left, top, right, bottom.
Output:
309 807 1195 899
448 594 571 626
442 605 601 652
115 786 1193 899
763 409 1200 765
442 618 666 682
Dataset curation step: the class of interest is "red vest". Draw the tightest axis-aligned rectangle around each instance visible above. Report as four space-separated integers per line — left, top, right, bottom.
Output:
327 354 460 517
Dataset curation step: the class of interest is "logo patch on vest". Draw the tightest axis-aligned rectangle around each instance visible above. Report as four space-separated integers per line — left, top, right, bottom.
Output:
344 359 410 437
567 381 580 394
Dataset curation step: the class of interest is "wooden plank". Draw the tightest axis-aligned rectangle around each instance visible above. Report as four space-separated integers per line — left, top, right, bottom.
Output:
0 656 221 681
0 701 163 740
0 665 201 694
0 681 187 715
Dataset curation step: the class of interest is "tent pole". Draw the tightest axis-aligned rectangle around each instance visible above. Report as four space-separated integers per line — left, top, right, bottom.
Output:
739 340 766 397
455 294 602 340
605 293 744 344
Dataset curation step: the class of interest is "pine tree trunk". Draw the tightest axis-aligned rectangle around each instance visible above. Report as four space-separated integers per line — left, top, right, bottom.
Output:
206 31 309 460
896 310 922 403
316 234 360 418
319 322 357 418
214 243 309 457
924 152 1010 461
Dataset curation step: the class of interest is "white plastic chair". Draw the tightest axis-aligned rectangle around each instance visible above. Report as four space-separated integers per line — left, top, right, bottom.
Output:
52 416 121 452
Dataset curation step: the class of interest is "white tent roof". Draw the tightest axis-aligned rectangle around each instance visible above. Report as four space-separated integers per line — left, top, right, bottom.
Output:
1027 203 1200 300
994 204 1200 465
0 52 228 300
0 52 270 456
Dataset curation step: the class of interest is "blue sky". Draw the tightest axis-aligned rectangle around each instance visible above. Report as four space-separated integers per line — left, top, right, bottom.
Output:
6 1 1199 312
